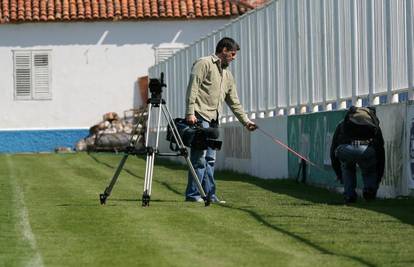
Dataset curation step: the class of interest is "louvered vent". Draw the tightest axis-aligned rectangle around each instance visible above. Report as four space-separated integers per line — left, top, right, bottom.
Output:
154 44 186 64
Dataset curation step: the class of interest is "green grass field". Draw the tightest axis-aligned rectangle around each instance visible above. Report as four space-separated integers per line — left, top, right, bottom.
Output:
1 153 414 267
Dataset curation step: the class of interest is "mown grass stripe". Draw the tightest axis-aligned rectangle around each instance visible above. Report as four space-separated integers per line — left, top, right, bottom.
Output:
6 155 45 267
1 153 414 266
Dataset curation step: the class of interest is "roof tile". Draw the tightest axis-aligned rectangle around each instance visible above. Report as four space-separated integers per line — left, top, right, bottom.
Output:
179 0 186 17
230 2 237 15
48 0 55 20
208 0 215 16
150 0 158 17
17 0 24 20
172 0 179 17
215 0 222 16
69 0 76 19
33 0 40 20
77 0 85 19
165 0 172 17
201 0 207 16
55 0 62 19
10 0 16 21
0 0 260 24
91 0 99 18
99 0 106 18
223 0 230 16
143 0 149 17
157 0 165 17
128 0 136 18
114 0 121 16
185 0 193 17
106 0 114 17
121 0 128 17
136 0 143 17
84 0 91 18
194 0 200 16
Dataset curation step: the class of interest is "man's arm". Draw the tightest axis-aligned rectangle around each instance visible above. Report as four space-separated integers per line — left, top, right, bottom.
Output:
224 79 256 131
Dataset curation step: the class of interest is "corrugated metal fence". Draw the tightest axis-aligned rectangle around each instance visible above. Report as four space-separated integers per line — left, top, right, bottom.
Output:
149 0 414 124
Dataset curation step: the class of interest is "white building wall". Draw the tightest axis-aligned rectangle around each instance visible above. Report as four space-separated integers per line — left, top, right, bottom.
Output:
0 20 229 130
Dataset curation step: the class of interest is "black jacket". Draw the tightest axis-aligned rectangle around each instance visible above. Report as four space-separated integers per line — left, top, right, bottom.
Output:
330 121 385 184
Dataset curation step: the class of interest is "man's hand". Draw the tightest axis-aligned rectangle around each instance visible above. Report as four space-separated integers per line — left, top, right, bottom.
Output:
186 114 197 125
245 121 257 131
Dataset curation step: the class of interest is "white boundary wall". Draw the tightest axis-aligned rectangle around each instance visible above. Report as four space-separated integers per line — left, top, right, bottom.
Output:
150 0 414 125
0 20 229 130
156 115 289 178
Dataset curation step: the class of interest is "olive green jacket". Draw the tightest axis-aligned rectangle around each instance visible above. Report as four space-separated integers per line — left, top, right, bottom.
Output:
185 54 249 125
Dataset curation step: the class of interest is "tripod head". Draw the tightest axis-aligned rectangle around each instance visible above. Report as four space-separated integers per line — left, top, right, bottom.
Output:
148 72 167 104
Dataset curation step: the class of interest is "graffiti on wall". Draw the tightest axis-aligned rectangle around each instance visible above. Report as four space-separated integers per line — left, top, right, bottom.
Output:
287 110 346 186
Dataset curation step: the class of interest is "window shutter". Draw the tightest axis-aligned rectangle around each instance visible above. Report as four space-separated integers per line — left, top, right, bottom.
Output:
13 50 51 100
14 52 32 100
33 53 51 99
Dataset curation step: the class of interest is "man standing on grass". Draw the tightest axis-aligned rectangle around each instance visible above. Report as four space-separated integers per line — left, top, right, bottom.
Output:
184 37 257 203
330 106 385 204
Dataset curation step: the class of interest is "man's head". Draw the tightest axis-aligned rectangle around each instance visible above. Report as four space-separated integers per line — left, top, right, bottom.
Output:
215 37 240 69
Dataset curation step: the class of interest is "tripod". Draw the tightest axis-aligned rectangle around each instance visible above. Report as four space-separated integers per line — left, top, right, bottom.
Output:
99 73 210 207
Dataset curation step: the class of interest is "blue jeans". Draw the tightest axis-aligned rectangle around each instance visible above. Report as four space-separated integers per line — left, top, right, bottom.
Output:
185 117 216 200
335 144 378 199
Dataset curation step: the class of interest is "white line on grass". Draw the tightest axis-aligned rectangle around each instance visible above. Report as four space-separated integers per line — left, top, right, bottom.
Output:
7 155 45 267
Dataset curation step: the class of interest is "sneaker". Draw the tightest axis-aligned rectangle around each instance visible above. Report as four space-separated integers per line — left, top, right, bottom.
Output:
185 197 204 203
210 195 226 204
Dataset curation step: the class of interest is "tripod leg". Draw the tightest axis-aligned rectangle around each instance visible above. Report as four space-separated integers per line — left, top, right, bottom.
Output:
142 103 162 206
161 105 210 206
142 152 154 206
99 154 129 205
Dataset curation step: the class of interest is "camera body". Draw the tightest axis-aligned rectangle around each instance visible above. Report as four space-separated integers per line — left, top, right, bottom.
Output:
167 118 222 150
148 73 166 101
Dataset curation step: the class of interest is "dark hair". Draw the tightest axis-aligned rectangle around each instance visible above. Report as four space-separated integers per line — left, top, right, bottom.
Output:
215 37 240 53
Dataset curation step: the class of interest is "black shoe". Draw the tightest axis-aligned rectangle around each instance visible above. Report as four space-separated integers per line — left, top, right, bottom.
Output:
363 189 377 201
344 196 357 204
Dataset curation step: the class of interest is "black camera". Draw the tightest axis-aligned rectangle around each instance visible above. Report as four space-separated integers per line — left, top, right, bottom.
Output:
148 73 166 101
167 118 222 150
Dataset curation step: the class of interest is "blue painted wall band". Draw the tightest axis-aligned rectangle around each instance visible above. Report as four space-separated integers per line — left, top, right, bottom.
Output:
0 129 89 153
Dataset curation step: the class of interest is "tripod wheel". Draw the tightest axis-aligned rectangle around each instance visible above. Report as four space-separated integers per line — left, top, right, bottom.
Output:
142 192 150 207
204 198 211 207
99 193 108 205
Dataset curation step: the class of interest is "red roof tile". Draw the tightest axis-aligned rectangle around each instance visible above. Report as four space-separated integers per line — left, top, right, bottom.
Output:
0 0 262 23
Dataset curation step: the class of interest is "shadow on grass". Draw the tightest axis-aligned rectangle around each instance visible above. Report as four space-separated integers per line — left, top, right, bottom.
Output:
220 204 376 267
88 153 183 198
89 154 413 266
216 170 414 226
214 173 413 267
134 157 414 226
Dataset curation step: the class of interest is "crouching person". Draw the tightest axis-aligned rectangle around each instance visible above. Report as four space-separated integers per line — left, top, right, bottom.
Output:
330 106 385 204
